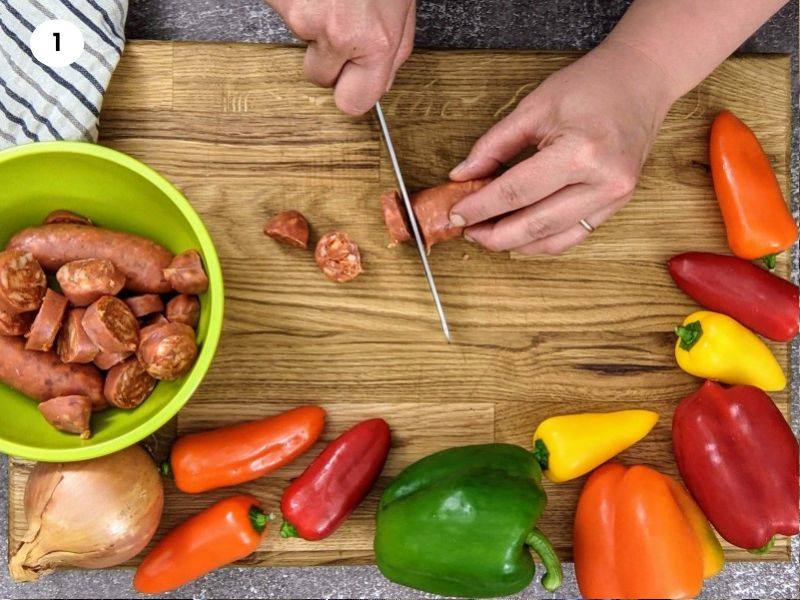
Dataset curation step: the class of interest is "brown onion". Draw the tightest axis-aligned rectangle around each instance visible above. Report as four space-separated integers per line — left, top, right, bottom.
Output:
9 445 163 582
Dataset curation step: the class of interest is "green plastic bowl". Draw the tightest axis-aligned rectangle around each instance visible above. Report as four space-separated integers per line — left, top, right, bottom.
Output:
0 141 224 462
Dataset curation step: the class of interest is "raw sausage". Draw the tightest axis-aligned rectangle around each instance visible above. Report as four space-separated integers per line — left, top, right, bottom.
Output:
137 322 198 381
104 357 157 409
57 308 99 364
82 296 139 353
125 294 165 318
43 209 92 226
0 250 47 314
94 350 132 371
380 178 494 251
314 232 362 283
7 224 174 293
56 258 125 306
24 289 68 352
165 295 200 329
0 308 33 337
263 210 310 249
38 395 92 438
0 335 105 409
163 250 208 295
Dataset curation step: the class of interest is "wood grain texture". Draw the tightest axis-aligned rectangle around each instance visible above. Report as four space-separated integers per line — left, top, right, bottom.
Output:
8 42 793 569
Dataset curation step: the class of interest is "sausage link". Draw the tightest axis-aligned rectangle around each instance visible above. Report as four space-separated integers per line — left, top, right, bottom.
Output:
163 250 209 295
0 308 33 337
263 210 310 249
56 258 125 307
43 210 93 226
8 224 174 293
314 232 363 283
38 395 92 438
94 350 132 371
57 308 99 364
25 289 68 352
124 294 165 318
380 190 411 246
137 322 198 381
0 250 47 314
82 296 140 353
0 335 105 410
165 295 200 329
104 357 157 409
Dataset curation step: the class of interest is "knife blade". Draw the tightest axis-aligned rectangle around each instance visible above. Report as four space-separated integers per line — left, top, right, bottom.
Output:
374 101 452 343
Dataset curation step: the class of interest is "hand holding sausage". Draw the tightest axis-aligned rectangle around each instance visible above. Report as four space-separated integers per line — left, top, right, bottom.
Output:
266 0 415 115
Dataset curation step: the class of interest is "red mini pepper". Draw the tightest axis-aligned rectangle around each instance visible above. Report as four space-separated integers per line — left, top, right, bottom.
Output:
134 495 269 594
668 252 799 342
280 418 391 540
673 381 799 550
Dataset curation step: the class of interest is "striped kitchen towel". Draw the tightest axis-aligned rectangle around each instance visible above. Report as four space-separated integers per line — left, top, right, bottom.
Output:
0 0 127 149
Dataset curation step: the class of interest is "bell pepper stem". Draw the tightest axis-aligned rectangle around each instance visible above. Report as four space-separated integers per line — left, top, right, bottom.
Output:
159 461 173 478
280 520 300 539
762 254 777 270
747 536 776 555
525 528 563 593
675 321 703 351
249 506 270 534
532 439 549 472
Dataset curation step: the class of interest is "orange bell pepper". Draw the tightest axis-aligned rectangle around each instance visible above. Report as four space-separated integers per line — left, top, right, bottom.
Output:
574 463 724 599
710 110 797 266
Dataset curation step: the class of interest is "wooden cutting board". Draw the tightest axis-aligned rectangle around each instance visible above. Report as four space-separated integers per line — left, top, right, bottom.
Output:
8 41 794 568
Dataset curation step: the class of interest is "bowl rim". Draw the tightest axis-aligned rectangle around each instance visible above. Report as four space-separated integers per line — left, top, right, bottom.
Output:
0 140 224 462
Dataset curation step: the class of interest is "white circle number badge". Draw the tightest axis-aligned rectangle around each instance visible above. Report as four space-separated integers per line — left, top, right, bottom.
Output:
30 19 84 68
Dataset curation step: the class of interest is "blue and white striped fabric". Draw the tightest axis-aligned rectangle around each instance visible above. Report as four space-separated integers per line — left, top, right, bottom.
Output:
0 0 127 149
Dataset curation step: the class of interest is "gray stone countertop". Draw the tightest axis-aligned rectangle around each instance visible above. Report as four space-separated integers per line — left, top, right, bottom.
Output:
2 1 798 599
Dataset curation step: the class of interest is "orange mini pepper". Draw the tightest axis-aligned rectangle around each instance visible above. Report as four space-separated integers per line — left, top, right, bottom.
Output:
710 110 797 266
574 463 724 599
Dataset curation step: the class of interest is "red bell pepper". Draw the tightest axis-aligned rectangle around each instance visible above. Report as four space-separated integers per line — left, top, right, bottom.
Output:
673 380 799 550
280 418 391 540
668 252 798 342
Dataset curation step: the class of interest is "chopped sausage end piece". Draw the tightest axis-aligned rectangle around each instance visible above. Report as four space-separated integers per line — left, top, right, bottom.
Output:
0 308 33 337
57 308 99 364
104 357 157 409
38 395 93 438
163 249 209 295
0 250 47 314
82 296 140 354
137 322 198 381
25 289 68 352
56 258 126 307
314 232 363 283
124 294 165 318
166 294 201 329
263 210 310 249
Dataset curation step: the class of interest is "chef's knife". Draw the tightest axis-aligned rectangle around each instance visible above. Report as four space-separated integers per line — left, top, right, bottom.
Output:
374 101 452 343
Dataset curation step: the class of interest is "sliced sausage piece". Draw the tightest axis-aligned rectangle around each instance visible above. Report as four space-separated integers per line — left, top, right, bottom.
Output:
124 294 165 318
380 190 411 246
82 296 139 353
263 210 310 249
25 289 68 352
0 250 47 314
57 308 99 364
104 357 157 409
0 308 34 337
166 295 200 329
0 335 105 410
163 249 209 295
7 224 174 293
56 258 126 307
145 313 169 328
137 322 198 381
43 210 93 226
94 350 132 371
314 232 363 283
38 395 92 439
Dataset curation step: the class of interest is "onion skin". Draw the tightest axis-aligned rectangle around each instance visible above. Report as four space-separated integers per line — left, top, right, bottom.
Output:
9 445 164 582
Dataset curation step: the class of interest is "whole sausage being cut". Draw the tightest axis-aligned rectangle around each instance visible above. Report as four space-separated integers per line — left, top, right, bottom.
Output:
57 308 99 364
163 250 209 295
24 289 68 352
7 224 174 293
82 296 140 354
0 250 47 314
0 335 106 410
381 178 494 251
165 295 200 329
0 308 33 337
38 395 93 438
263 210 310 249
56 258 126 306
104 357 157 409
137 322 198 381
314 232 363 283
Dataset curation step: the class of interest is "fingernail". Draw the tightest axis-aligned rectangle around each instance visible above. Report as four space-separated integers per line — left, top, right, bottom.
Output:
450 213 466 228
463 231 475 243
450 161 468 178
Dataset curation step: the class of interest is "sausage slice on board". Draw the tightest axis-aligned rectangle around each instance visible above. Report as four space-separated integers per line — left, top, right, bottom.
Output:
104 357 157 409
263 210 310 249
82 296 140 354
38 395 93 438
314 232 363 283
137 322 198 381
57 308 99 364
0 250 47 314
163 250 209 295
56 258 125 307
25 289 68 352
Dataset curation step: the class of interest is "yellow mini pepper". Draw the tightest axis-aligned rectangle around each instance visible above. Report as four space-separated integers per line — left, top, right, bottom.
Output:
532 410 659 483
675 310 785 392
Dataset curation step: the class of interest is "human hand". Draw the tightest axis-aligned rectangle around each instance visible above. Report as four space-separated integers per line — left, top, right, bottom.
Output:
448 40 677 255
267 0 415 116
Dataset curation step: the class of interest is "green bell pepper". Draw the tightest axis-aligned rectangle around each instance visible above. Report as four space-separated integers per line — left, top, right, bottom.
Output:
374 443 562 598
